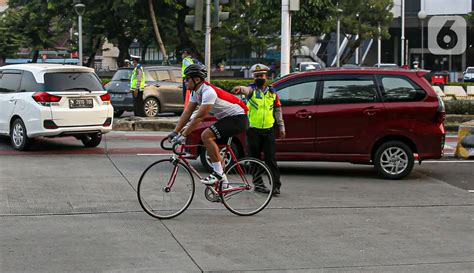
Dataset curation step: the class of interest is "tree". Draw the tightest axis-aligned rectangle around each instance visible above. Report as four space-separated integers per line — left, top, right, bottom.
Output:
7 0 71 62
336 0 394 64
148 0 168 64
0 9 25 65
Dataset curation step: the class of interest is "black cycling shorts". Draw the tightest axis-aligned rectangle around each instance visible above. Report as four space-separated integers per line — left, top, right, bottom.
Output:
209 114 248 141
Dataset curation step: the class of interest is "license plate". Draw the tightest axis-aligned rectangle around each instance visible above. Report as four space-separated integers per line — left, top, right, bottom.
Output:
69 98 93 109
111 93 124 99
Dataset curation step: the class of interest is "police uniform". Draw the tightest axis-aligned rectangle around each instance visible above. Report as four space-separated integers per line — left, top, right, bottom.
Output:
130 56 146 117
235 64 285 194
181 51 195 99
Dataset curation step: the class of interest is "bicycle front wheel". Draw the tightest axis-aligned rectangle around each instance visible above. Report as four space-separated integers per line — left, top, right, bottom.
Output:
137 159 195 219
220 157 274 216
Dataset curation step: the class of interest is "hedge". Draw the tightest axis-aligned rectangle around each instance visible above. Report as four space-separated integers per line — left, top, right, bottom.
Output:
210 79 255 91
445 82 474 89
444 100 474 115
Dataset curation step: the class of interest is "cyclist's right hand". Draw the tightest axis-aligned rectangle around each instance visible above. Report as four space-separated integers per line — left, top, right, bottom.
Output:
167 131 178 142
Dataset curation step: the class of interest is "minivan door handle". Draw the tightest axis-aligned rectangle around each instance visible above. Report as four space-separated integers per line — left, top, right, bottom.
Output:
295 110 313 119
363 107 381 116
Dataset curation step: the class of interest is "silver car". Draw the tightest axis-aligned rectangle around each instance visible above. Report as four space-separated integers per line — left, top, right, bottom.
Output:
106 66 184 117
463 67 474 83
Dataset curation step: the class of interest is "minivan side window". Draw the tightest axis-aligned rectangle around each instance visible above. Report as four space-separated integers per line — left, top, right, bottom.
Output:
276 81 317 106
321 79 377 104
154 70 172 82
0 72 22 93
379 76 426 102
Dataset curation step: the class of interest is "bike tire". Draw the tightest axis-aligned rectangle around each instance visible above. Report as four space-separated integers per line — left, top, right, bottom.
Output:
137 158 195 219
220 157 274 216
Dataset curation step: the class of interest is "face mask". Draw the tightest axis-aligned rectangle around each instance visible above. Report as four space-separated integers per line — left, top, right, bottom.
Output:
255 78 266 88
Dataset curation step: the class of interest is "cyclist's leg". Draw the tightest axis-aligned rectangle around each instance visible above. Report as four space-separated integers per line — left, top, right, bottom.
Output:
201 115 247 185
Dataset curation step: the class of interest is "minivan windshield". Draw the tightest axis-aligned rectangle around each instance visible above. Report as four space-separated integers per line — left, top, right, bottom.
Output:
44 72 104 91
111 69 133 81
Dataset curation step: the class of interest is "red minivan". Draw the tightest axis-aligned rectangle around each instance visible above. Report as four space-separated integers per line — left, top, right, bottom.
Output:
185 68 446 179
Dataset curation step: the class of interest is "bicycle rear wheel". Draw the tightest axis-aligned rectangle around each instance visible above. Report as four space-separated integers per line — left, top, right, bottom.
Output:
137 158 195 219
220 157 273 216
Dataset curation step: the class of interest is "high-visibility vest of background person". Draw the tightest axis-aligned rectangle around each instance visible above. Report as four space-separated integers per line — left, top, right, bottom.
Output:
130 55 146 117
231 63 285 196
180 48 201 108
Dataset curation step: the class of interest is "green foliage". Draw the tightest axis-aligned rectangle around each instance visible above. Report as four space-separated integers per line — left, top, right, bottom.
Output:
446 82 474 88
444 100 474 115
210 79 255 91
0 9 25 63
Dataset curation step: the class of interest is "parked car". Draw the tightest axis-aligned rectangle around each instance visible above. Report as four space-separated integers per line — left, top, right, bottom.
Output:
373 63 399 68
463 67 474 82
105 66 184 117
185 67 446 180
296 62 322 72
0 64 113 150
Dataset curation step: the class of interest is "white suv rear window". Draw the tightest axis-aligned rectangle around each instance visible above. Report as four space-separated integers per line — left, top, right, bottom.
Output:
44 72 103 92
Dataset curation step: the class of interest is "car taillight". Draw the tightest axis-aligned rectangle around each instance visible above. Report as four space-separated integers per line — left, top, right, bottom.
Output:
435 96 446 123
103 118 112 127
100 93 110 101
32 92 62 106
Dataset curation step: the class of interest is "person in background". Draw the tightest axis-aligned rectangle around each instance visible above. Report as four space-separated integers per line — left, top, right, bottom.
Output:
181 48 196 100
130 55 145 117
231 64 286 195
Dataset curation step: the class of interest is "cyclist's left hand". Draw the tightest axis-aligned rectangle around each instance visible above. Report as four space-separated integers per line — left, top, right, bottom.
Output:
172 134 186 144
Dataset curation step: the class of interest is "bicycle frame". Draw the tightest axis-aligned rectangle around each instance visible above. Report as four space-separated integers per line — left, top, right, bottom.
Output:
165 137 250 196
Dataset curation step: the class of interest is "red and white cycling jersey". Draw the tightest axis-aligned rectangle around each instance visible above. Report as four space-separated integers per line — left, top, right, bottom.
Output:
189 81 248 120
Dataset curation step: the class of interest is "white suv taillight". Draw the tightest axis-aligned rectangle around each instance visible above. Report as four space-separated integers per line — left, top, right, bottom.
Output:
100 93 110 101
32 92 62 106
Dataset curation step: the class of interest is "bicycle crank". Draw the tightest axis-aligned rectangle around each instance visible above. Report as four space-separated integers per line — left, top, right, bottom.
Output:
204 187 221 203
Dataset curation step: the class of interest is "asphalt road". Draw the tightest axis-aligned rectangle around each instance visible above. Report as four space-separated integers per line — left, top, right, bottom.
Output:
0 131 473 272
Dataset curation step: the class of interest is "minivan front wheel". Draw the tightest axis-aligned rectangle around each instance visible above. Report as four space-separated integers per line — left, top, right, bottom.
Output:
81 133 102 147
11 119 31 151
374 141 414 180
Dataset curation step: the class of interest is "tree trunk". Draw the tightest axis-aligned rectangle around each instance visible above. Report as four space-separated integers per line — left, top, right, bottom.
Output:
117 36 132 68
31 50 39 63
148 0 168 64
85 36 104 68
0 57 5 66
141 42 149 65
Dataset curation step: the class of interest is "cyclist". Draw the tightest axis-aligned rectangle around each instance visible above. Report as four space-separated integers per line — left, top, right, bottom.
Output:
168 64 249 185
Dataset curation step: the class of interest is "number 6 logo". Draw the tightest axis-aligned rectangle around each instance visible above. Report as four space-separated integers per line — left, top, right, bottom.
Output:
428 16 466 55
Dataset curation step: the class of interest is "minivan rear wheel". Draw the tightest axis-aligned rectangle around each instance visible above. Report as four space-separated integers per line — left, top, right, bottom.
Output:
374 141 414 180
200 142 240 172
114 109 124 117
11 119 31 151
81 133 102 147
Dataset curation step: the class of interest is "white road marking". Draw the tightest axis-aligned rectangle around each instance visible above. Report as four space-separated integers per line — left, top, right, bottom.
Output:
137 153 172 156
423 160 474 163
468 190 474 193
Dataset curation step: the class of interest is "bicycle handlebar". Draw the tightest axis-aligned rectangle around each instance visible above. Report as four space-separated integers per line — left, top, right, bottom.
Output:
160 138 186 155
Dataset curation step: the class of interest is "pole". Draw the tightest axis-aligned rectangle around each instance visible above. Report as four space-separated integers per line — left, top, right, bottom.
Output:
78 14 83 66
336 17 341 67
421 20 424 69
205 0 211 81
281 0 290 76
355 34 359 65
377 24 381 67
401 0 405 66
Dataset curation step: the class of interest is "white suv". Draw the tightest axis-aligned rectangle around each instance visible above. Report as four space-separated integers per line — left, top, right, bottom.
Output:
463 67 474 82
0 64 113 150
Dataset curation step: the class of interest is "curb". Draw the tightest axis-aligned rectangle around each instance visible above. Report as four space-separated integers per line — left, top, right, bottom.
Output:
113 117 178 132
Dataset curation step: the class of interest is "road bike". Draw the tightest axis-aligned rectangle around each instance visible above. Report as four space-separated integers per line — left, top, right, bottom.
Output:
137 137 274 219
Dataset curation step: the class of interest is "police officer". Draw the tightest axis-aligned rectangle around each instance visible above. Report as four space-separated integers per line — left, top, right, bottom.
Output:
130 55 145 117
231 64 285 195
181 48 195 100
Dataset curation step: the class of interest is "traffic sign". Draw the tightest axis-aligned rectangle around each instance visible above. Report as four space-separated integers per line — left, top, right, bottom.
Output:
428 16 467 55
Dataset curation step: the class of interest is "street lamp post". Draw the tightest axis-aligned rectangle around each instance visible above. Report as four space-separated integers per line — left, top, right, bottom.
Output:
400 0 405 66
336 8 343 67
74 3 85 66
418 11 427 69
